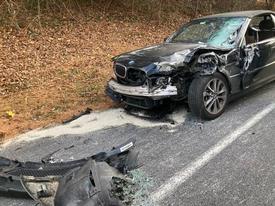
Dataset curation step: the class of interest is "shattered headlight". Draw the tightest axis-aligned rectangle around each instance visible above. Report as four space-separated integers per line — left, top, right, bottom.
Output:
192 52 220 74
156 77 169 86
157 64 175 73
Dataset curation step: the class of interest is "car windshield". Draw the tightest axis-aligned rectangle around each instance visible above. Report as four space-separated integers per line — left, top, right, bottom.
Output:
169 17 246 49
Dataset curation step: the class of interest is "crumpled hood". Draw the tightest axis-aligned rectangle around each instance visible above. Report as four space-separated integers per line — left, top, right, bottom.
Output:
114 43 206 68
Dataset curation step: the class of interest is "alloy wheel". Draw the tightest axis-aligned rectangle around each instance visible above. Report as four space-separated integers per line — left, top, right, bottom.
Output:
203 78 228 115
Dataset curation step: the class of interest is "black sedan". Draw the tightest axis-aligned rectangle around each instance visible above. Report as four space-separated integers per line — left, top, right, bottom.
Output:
106 10 275 120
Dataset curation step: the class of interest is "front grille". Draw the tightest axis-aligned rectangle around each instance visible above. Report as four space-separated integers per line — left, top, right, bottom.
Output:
114 63 146 86
115 64 127 78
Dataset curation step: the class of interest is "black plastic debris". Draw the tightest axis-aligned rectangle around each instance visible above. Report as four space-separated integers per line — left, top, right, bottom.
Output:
0 138 139 206
62 107 93 124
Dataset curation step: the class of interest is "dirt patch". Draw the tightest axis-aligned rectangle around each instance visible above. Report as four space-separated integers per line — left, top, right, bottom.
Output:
0 10 188 139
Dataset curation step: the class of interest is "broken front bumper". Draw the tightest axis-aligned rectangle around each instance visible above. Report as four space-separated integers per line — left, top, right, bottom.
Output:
107 79 178 100
0 139 139 206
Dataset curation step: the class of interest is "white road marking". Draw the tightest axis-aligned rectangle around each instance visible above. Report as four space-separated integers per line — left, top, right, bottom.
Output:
151 103 275 203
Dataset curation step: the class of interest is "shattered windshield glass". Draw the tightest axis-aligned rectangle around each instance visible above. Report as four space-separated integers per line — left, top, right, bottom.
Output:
170 17 246 49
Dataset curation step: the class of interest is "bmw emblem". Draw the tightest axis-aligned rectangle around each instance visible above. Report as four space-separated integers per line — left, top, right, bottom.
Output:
128 60 135 65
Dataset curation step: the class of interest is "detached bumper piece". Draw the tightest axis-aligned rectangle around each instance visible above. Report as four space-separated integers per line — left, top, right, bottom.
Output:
0 139 139 206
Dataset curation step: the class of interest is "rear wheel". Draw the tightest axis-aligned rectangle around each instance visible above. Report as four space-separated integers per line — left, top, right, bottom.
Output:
188 73 229 120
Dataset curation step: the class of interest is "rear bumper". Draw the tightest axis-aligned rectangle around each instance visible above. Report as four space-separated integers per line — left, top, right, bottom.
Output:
107 79 178 100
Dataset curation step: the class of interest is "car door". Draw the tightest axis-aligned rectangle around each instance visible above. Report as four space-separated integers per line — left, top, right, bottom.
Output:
242 14 275 89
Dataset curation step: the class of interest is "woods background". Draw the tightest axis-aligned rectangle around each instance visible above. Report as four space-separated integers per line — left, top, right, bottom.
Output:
0 0 274 29
0 0 274 138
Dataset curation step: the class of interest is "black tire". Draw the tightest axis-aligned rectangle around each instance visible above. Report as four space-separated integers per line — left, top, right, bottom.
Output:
188 73 229 120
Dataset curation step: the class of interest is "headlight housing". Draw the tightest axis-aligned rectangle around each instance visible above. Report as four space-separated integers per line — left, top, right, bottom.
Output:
156 64 175 73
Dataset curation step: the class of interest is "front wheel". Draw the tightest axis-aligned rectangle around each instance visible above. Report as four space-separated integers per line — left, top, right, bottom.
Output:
188 73 229 120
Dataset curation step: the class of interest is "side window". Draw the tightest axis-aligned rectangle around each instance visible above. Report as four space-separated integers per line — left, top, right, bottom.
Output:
250 16 266 29
245 14 275 44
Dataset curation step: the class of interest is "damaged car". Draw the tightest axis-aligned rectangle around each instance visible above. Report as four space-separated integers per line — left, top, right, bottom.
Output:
106 10 275 119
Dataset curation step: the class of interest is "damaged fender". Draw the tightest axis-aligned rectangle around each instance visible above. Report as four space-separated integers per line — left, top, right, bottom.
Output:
193 52 229 76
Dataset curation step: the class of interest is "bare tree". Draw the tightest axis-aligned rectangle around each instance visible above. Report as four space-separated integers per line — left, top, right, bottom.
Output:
266 0 275 9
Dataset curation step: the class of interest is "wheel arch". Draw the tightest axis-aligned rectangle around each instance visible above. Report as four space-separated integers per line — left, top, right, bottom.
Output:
191 71 232 94
217 71 232 94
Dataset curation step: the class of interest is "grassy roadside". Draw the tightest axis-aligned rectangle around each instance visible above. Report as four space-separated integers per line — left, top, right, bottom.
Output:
0 13 188 140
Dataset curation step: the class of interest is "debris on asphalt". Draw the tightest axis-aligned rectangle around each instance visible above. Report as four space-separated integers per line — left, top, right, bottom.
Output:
41 149 61 164
0 138 139 206
62 107 93 124
197 122 204 131
125 104 174 120
131 170 156 206
64 145 75 150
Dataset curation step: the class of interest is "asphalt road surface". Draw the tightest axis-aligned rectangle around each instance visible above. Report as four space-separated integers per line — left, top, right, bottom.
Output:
1 82 275 206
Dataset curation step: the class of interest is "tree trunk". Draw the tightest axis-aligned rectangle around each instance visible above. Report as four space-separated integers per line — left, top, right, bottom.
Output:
37 0 42 28
195 0 199 17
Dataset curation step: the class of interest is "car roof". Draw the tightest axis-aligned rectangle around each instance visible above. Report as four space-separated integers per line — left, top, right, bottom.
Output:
197 10 275 19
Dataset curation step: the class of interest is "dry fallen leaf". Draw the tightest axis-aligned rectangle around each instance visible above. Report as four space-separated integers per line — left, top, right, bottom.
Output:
6 110 15 118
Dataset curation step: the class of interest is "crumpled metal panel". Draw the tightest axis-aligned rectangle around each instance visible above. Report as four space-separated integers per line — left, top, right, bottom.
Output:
0 139 139 206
